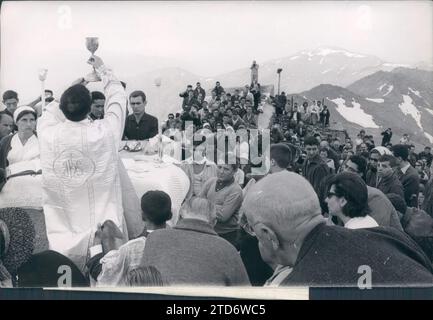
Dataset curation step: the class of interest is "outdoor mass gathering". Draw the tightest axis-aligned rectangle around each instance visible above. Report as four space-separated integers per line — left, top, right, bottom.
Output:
1 1 433 290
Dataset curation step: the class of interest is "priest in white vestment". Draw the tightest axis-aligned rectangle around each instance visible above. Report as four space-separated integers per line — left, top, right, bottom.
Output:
37 56 127 270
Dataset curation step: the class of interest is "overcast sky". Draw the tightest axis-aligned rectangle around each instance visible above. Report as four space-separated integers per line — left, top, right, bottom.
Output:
1 1 432 99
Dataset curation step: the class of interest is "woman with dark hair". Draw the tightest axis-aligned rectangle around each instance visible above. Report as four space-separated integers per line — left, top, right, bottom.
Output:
0 106 39 190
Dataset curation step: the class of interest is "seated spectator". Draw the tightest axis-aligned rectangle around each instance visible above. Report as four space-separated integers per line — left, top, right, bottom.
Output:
0 207 87 287
376 155 405 199
326 172 378 229
88 190 172 286
123 91 158 140
241 170 433 286
231 109 245 131
199 163 243 249
181 144 218 199
242 106 258 129
142 197 250 286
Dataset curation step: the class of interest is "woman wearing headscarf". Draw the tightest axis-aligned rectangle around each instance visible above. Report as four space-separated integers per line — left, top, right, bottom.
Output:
0 106 39 190
0 106 39 169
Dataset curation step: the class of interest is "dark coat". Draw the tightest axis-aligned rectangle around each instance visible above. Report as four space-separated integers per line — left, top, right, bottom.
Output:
193 87 206 99
303 154 330 195
281 223 433 286
399 165 420 207
377 172 405 199
365 168 378 187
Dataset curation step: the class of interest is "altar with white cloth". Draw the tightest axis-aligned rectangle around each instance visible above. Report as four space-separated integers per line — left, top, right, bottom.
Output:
119 140 190 228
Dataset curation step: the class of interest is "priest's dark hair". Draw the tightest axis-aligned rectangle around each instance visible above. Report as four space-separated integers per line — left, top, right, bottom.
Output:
60 84 92 122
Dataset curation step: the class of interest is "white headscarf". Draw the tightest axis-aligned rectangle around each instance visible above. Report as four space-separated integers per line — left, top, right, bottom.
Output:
13 106 35 124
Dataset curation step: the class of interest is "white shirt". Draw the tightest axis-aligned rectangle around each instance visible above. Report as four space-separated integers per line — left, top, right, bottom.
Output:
344 215 379 229
7 134 39 166
401 163 411 175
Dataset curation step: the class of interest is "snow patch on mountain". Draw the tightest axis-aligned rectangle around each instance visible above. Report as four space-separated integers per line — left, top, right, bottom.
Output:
330 97 379 128
398 95 423 130
425 108 433 116
319 57 325 64
312 48 365 58
408 87 421 98
383 85 394 96
366 98 384 103
289 56 300 60
378 83 387 91
321 69 332 74
383 63 411 68
425 132 433 143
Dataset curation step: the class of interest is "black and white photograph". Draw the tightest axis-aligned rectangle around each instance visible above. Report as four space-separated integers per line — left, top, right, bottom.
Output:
0 0 432 301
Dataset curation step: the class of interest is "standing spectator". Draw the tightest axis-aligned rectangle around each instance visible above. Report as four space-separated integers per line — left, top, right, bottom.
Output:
319 105 330 127
182 90 198 110
302 136 330 195
0 113 14 140
400 133 410 145
289 105 302 126
415 161 430 186
365 149 380 187
212 81 225 97
381 128 393 146
1 90 19 118
419 146 433 168
320 148 335 173
89 91 105 120
342 155 403 231
269 143 292 174
376 155 405 199
193 82 206 100
392 144 420 207
123 91 159 140
250 60 259 84
199 163 243 249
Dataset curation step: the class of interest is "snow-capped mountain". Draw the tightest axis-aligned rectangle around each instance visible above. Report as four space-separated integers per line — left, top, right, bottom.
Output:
294 68 433 148
211 46 410 94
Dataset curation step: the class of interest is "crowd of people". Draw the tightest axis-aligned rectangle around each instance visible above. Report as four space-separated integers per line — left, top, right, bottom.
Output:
0 55 433 289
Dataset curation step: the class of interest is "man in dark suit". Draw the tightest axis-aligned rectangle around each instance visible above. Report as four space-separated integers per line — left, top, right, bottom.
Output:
193 82 206 100
123 91 158 140
392 144 420 207
289 105 302 126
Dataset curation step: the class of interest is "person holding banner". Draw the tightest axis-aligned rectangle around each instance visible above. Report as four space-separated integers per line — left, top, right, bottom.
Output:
37 55 128 271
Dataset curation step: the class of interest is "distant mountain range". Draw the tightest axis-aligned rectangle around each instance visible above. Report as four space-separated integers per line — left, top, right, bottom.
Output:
295 67 433 148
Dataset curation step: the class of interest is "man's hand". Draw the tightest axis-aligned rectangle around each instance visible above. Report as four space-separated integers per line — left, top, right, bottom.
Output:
87 55 104 70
